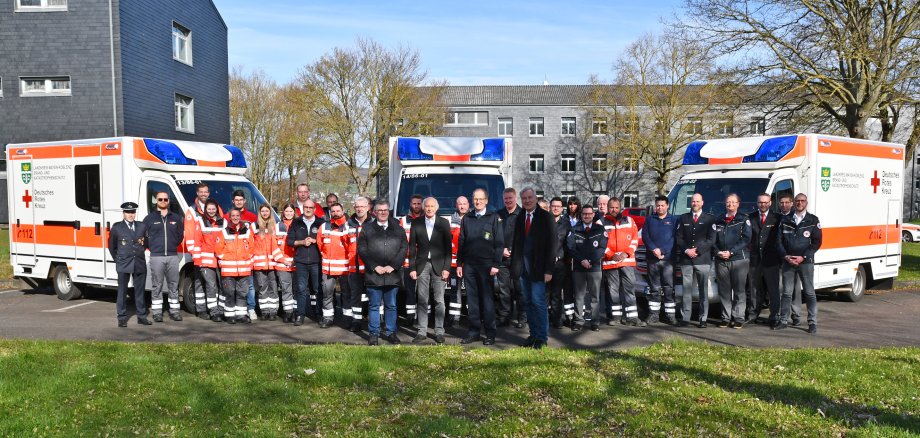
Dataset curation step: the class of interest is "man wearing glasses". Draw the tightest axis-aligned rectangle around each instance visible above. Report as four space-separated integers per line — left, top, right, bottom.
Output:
143 191 185 322
775 193 823 334
287 199 325 326
357 200 408 345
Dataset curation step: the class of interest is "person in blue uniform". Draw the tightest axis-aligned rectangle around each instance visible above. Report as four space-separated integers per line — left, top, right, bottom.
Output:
109 202 151 327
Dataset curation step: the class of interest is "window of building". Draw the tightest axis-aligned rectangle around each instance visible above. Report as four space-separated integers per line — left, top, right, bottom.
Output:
592 117 607 135
445 111 488 126
529 154 545 173
623 191 639 208
592 154 607 173
623 154 639 172
172 22 192 65
529 117 545 136
20 77 71 96
74 164 101 213
619 115 639 136
561 190 576 197
916 154 920 166
0 77 3 98
561 154 576 173
15 0 67 11
561 117 576 136
716 117 734 136
749 117 766 135
175 94 195 133
535 190 545 198
686 117 703 135
498 117 513 136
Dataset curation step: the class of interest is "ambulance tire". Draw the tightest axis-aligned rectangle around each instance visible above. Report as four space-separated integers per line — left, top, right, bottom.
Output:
51 265 84 301
843 265 866 303
179 270 196 314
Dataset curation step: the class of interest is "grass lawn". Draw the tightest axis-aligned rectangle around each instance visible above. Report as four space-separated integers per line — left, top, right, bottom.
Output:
0 339 917 436
0 227 11 281
900 241 920 282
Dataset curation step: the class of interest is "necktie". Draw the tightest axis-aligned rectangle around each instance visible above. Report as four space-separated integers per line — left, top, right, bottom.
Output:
525 213 532 236
128 222 134 233
585 225 590 233
476 213 481 218
727 215 734 223
693 213 699 223
761 213 766 225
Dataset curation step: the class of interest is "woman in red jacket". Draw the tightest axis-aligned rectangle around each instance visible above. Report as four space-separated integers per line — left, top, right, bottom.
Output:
252 204 281 321
196 199 224 322
275 204 297 323
216 208 254 324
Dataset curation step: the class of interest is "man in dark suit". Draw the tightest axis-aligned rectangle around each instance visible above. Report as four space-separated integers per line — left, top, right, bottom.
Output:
108 202 151 327
748 193 783 324
675 193 716 328
511 188 557 349
457 187 505 346
408 197 452 344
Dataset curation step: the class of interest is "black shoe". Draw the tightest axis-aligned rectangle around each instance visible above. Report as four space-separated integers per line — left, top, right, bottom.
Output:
153 314 163 323
626 318 646 327
590 324 600 332
551 322 563 329
482 337 495 346
772 322 788 330
241 316 252 324
137 318 152 326
227 317 237 325
460 336 479 345
606 319 617 326
676 320 689 327
349 321 361 333
211 314 222 322
662 316 676 326
521 336 536 348
118 320 128 328
532 340 547 349
513 320 526 329
434 334 445 345
319 319 332 329
444 319 455 329
645 315 660 325
572 324 583 332
385 333 401 345
197 311 209 320
412 334 427 344
169 313 183 322
807 324 817 334
497 319 511 328
719 320 730 328
698 322 708 329
791 318 801 327
368 335 379 346
732 321 743 329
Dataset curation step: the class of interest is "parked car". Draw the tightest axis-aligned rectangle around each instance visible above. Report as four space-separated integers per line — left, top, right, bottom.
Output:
623 206 648 230
903 223 920 243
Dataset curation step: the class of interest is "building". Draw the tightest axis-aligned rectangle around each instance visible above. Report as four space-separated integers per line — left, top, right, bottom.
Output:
0 0 230 223
439 85 918 217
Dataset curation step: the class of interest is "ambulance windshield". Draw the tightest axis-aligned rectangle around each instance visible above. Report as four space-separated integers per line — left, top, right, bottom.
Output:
668 177 768 217
396 173 505 217
176 179 272 216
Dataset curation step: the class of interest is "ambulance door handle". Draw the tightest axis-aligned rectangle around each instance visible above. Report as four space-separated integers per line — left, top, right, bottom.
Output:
44 220 80 230
106 222 111 232
95 222 102 236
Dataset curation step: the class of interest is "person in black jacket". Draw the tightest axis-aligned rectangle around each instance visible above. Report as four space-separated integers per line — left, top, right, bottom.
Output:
143 191 185 322
286 199 325 326
358 199 409 345
110 202 151 327
457 188 504 346
496 188 524 328
775 193 823 334
511 188 557 349
675 193 716 328
408 197 452 344
566 204 607 331
547 197 573 328
748 193 783 325
713 194 752 328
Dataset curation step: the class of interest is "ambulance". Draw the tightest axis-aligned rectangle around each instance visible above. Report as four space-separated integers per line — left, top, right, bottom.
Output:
640 133 904 303
6 137 271 310
388 137 513 216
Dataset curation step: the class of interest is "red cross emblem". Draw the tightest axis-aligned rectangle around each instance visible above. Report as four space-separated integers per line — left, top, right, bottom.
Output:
22 190 33 208
870 171 880 194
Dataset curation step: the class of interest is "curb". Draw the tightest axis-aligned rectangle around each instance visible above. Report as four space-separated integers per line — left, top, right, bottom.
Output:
893 280 920 290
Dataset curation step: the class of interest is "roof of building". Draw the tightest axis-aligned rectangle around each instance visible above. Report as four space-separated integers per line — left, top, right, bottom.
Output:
434 85 629 107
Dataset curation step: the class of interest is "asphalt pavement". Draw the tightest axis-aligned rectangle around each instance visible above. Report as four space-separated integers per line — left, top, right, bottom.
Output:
0 286 918 350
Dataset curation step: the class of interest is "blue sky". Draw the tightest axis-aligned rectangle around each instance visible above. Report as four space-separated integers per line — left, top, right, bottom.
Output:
212 0 684 86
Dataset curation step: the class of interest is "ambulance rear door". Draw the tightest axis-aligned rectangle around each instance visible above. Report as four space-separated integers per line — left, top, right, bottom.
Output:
70 143 107 281
8 149 36 266
887 199 901 267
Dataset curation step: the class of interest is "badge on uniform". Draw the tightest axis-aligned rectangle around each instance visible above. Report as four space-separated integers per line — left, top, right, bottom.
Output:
712 224 717 230
626 234 631 240
120 238 127 246
323 238 331 244
745 219 751 226
592 241 599 247
484 231 492 240
803 231 811 238
311 227 318 234
603 231 608 237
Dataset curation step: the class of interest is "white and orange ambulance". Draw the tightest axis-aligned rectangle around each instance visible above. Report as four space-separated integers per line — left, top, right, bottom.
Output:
643 133 905 302
5 137 271 310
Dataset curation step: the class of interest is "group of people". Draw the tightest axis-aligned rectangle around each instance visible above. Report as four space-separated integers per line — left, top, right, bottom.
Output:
109 181 823 347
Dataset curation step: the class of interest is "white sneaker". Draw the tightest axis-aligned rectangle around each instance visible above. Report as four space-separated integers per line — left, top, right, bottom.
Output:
248 309 258 320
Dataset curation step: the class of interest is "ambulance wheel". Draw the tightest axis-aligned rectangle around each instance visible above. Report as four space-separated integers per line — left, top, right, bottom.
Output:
179 271 196 314
903 231 914 243
51 265 84 301
843 265 866 303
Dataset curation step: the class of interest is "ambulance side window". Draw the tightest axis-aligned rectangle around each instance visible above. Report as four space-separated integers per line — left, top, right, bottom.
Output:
146 181 184 217
771 179 794 212
75 164 101 213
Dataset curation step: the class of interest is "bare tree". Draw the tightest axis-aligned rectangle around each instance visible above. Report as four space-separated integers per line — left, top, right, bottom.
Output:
229 67 285 202
296 38 445 196
682 0 920 156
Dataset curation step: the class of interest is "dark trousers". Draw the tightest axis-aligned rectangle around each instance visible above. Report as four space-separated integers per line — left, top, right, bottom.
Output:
401 269 417 321
446 268 464 321
294 262 321 318
496 263 524 322
116 272 147 322
781 262 817 325
347 272 368 322
716 259 748 323
548 262 573 327
463 264 497 338
646 258 676 320
750 263 780 322
604 267 637 321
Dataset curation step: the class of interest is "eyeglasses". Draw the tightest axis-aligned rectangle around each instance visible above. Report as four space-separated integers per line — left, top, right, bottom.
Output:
157 198 169 202
303 206 315 209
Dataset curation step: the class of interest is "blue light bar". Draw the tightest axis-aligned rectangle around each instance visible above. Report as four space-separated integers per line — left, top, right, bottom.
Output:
471 138 505 161
224 145 247 168
396 138 433 160
682 141 708 165
742 135 798 163
143 139 197 165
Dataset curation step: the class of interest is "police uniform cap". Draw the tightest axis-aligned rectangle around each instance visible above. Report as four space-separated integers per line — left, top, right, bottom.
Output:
121 202 139 213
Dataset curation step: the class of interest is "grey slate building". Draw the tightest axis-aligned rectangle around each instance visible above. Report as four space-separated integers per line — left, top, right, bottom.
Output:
0 0 231 223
